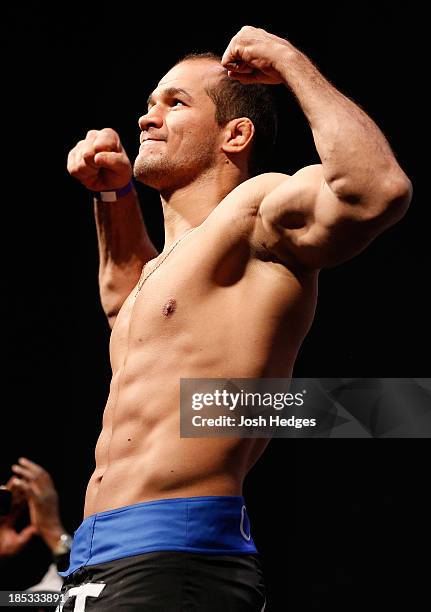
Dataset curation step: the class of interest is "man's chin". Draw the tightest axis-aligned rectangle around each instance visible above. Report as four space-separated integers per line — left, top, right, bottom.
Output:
133 161 167 189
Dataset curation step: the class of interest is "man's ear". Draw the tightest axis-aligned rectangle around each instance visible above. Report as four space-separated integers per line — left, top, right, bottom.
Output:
221 117 255 154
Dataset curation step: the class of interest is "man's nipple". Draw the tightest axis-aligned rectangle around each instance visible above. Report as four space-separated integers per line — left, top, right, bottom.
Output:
162 297 177 317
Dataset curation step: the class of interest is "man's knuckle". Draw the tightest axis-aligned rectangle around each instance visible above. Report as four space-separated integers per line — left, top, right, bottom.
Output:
100 127 116 140
72 161 87 176
82 147 95 161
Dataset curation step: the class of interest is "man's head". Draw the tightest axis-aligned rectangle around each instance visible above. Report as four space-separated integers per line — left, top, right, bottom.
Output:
188 52 278 176
134 54 278 191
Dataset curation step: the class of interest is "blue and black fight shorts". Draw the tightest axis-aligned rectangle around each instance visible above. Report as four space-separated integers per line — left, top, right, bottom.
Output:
57 495 266 611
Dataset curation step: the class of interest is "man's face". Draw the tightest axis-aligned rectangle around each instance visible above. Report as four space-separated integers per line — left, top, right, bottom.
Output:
134 60 226 190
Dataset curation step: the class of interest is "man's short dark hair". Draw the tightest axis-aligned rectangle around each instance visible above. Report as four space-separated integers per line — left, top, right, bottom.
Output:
176 52 278 176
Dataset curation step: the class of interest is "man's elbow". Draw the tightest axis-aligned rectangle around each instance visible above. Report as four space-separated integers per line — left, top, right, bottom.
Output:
350 172 413 236
380 173 413 225
330 167 413 214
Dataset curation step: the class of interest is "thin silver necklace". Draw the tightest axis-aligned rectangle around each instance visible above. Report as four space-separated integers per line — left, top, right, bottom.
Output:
134 227 196 298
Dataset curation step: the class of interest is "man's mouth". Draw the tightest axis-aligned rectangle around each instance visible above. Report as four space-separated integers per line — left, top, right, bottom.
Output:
140 139 165 147
140 136 165 143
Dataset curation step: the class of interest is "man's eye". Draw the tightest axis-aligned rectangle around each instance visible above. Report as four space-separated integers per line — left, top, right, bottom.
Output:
173 99 185 106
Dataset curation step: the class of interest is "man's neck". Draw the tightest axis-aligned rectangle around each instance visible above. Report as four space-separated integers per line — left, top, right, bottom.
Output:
160 167 248 247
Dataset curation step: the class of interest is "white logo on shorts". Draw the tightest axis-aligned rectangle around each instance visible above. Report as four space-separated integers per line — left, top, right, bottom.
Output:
55 582 106 612
240 504 251 541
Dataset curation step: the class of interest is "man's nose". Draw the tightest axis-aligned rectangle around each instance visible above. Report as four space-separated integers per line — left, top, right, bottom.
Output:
138 108 164 131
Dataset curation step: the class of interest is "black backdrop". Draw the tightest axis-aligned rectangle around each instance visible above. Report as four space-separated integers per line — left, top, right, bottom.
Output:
2 3 429 610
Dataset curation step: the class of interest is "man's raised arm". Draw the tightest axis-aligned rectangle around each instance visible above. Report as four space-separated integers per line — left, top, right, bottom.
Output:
222 27 412 269
67 128 158 327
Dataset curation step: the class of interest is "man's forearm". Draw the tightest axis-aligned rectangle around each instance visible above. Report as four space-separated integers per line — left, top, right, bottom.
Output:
94 187 158 318
275 45 411 204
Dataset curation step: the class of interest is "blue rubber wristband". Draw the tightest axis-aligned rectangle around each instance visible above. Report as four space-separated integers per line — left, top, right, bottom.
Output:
93 180 134 202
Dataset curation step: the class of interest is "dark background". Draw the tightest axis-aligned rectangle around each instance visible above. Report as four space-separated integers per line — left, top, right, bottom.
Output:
2 3 429 610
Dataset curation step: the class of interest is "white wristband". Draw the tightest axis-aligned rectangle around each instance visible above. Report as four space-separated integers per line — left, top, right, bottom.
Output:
93 181 134 202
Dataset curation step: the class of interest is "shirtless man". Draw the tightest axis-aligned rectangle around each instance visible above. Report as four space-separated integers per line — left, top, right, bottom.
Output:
62 26 412 611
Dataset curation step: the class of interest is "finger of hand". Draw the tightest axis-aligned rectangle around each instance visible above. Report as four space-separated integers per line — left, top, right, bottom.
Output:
82 148 100 169
67 148 79 173
67 149 100 187
94 151 129 173
12 466 41 486
8 477 23 491
71 158 100 181
11 465 33 480
18 458 43 478
221 26 253 67
69 129 122 174
221 42 238 67
18 457 41 470
10 478 32 495
85 129 99 143
92 128 121 154
227 62 254 74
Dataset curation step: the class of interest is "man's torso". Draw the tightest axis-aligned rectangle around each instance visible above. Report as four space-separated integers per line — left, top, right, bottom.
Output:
84 174 318 517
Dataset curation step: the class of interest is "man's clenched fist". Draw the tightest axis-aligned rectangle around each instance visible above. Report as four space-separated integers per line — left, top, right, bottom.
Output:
67 128 132 192
221 25 291 84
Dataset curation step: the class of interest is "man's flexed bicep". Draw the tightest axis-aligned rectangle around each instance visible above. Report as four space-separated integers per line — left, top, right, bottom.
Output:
258 164 411 270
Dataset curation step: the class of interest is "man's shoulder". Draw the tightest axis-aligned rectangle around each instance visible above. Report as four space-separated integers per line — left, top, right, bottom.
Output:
223 172 291 209
243 172 291 193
